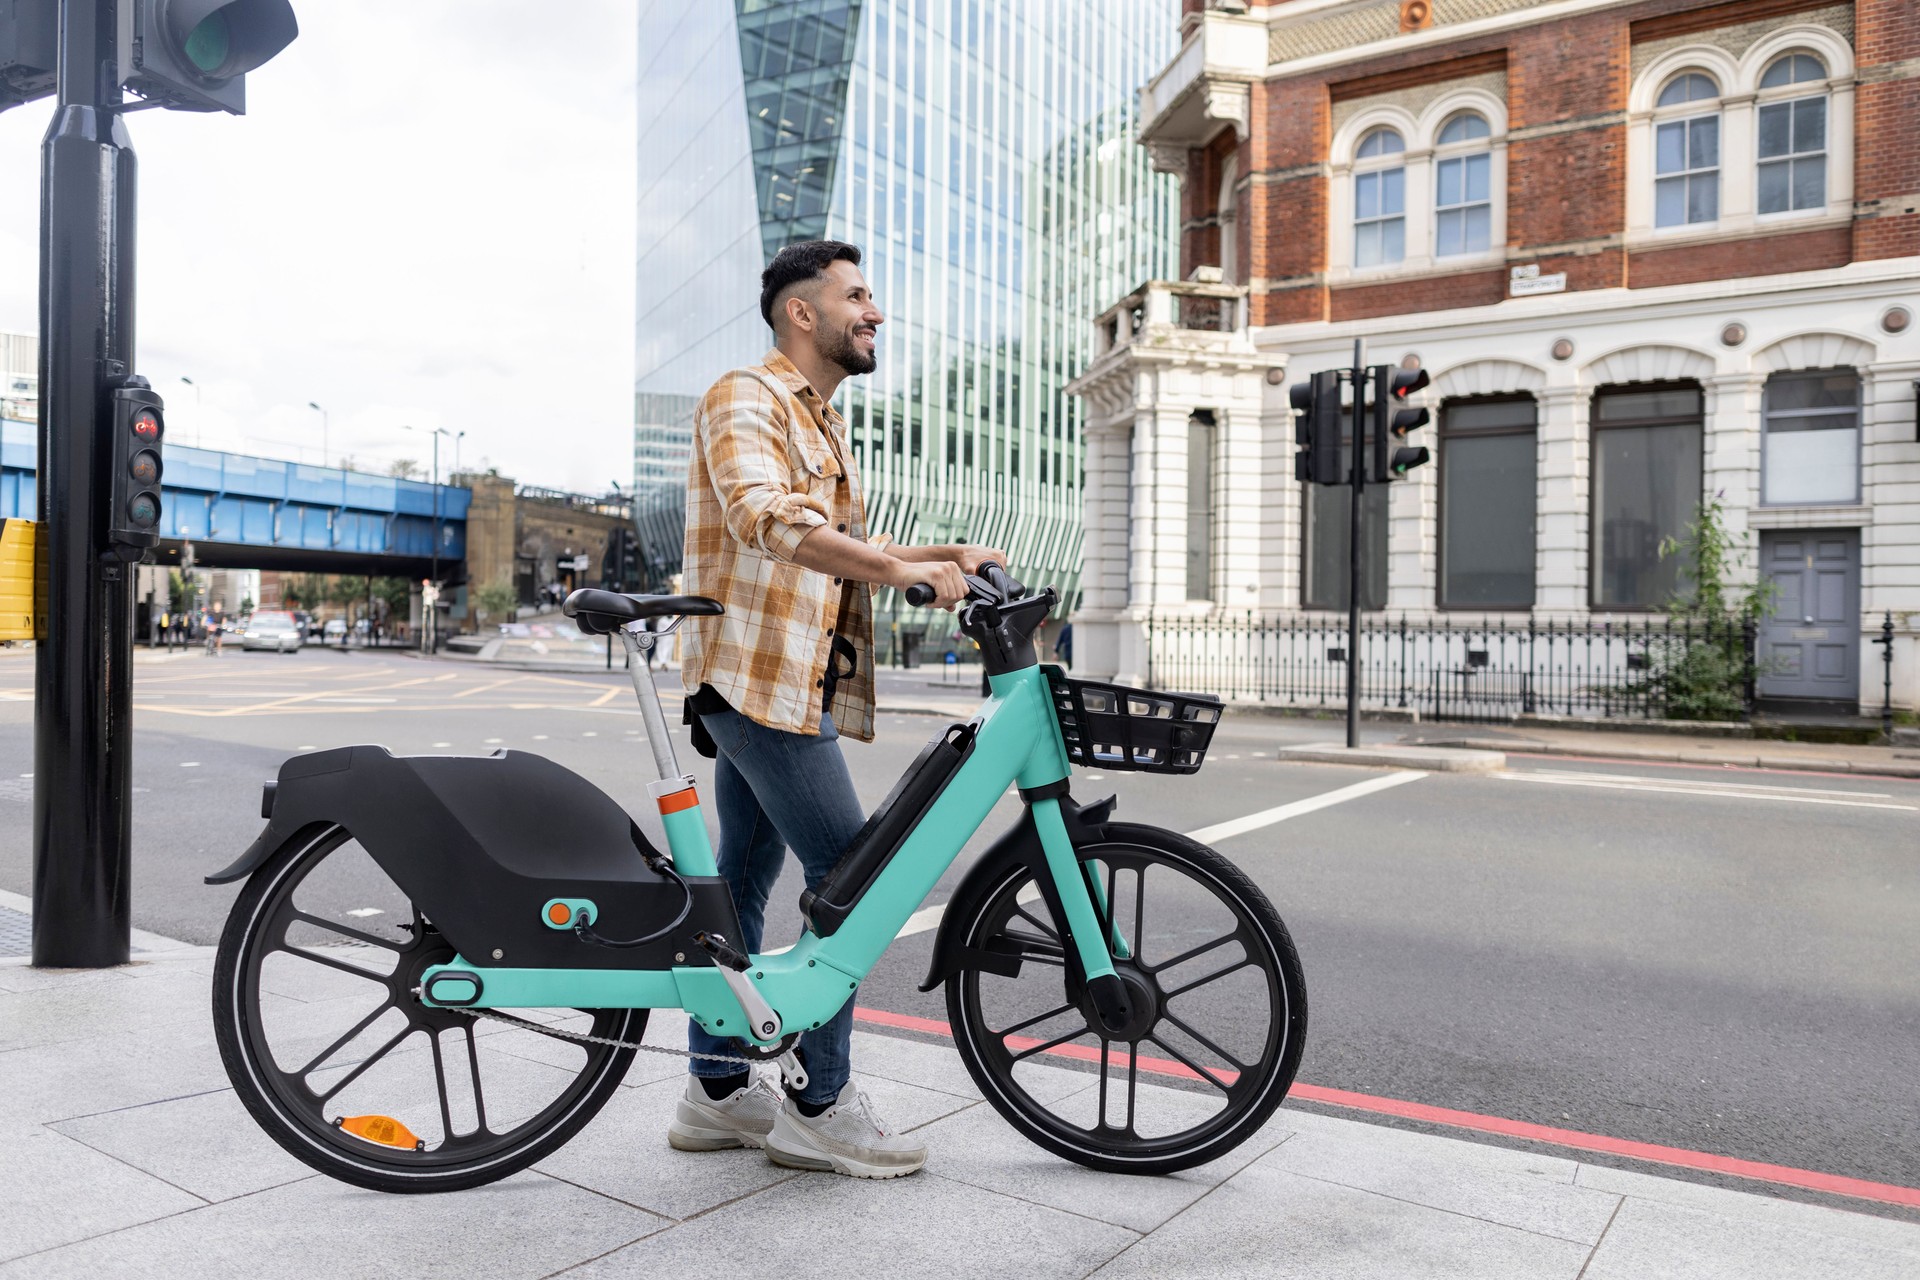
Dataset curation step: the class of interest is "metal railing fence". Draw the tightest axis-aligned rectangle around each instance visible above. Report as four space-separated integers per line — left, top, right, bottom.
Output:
1143 613 1758 724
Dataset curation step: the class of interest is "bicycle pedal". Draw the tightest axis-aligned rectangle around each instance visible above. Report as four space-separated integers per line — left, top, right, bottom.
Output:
776 1049 809 1095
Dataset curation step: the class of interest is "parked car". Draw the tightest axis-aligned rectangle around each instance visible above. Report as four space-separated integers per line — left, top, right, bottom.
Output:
322 619 348 644
241 611 302 653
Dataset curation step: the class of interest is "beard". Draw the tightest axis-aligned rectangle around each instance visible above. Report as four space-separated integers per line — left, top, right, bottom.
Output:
820 324 877 377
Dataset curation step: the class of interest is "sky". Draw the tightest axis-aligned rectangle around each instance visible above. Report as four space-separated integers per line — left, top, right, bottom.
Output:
0 2 639 494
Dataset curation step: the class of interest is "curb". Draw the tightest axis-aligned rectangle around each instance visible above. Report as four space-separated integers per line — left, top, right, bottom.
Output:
1418 737 1920 780
1276 744 1505 773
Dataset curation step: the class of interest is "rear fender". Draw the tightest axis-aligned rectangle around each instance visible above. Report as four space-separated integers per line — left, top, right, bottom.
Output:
916 791 1115 993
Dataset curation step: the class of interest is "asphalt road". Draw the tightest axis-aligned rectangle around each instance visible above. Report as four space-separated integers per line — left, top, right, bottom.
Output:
2 646 1916 1210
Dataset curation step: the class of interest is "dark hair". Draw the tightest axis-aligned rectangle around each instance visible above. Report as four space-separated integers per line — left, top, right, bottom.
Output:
760 240 863 329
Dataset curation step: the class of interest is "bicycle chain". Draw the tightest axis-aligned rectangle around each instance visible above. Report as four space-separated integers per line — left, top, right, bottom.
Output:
444 1002 770 1070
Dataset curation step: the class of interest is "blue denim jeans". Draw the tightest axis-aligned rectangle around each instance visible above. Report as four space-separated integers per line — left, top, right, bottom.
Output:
686 705 866 1105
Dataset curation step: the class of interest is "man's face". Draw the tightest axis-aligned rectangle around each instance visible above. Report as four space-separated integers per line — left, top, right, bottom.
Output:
803 260 884 377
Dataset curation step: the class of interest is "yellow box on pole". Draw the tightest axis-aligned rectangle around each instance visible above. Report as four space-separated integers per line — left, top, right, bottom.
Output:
0 518 43 642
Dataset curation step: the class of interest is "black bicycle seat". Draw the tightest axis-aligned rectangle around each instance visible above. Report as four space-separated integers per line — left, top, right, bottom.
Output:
564 589 723 634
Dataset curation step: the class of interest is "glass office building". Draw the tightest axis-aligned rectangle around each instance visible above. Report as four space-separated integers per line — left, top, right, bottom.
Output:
632 0 1179 618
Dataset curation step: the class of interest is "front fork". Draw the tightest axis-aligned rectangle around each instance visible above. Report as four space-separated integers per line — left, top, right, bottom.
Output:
1030 797 1135 1030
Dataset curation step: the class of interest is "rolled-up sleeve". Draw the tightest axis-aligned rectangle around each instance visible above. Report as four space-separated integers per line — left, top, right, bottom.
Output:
699 373 828 562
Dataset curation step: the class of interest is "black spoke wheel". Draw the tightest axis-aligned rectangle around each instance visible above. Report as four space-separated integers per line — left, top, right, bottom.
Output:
212 825 641 1193
946 823 1305 1175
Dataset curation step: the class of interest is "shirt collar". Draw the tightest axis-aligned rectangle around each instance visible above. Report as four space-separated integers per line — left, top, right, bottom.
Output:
760 347 842 426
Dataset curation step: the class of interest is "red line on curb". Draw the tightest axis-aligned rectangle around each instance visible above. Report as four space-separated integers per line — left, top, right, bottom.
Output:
852 1005 1920 1210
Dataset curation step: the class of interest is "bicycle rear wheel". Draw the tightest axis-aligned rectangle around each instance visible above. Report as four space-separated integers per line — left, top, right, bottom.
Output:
945 823 1306 1174
212 825 641 1193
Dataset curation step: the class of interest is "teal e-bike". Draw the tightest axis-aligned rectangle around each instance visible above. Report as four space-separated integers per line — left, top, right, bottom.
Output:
209 566 1306 1192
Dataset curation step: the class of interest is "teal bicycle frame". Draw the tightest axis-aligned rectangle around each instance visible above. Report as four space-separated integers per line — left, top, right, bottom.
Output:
418 632 1118 1049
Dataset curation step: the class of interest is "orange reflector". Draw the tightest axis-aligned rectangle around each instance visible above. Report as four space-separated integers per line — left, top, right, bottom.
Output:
547 902 571 926
338 1114 423 1150
658 788 699 815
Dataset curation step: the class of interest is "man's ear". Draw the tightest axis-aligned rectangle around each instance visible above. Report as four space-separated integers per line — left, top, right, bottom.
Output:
784 292 814 334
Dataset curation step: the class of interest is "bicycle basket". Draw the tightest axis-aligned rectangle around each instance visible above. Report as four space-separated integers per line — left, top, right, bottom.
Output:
1043 666 1221 774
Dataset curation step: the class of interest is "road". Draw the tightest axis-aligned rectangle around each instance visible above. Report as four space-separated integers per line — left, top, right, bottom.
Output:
1 646 1915 1212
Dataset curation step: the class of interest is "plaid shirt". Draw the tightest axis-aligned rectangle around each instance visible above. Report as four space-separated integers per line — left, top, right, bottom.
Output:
681 348 885 740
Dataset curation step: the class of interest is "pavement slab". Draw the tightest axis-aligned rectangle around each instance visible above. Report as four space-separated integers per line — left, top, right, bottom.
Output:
5 936 1920 1278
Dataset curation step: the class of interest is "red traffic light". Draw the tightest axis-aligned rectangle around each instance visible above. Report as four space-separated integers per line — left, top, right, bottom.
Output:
131 410 162 443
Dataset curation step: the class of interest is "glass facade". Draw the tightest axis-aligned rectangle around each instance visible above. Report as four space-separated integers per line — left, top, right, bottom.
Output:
632 0 1179 613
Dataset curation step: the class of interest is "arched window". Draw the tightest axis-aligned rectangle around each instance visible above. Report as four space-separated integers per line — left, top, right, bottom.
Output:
1757 52 1828 214
1353 128 1406 268
1434 112 1492 257
1654 72 1720 227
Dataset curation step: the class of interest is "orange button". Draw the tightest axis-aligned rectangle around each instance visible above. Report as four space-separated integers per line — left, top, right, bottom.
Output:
658 788 699 815
547 902 571 926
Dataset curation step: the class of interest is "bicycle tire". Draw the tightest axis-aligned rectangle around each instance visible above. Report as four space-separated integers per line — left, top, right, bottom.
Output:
945 822 1306 1175
212 824 640 1194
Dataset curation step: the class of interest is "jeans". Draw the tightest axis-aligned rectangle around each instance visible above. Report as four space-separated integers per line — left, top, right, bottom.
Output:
687 704 866 1106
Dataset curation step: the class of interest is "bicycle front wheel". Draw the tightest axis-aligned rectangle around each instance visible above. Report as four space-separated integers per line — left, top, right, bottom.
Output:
945 823 1306 1175
212 825 641 1193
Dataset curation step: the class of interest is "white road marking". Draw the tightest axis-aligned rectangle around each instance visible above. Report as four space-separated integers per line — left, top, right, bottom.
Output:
345 907 384 918
583 731 598 737
433 742 452 748
533 734 549 740
483 738 503 744
893 772 1426 942
297 745 316 751
1494 769 1915 811
1501 768 1888 799
1185 770 1428 845
180 761 200 768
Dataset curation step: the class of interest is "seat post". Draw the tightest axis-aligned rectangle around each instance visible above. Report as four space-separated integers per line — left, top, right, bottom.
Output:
620 625 683 782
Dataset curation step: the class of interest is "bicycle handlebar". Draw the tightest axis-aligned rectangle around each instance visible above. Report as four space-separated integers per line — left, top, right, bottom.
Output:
903 561 1026 610
904 583 936 606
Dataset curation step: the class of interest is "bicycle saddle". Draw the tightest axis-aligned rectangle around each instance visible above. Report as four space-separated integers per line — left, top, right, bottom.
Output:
564 589 724 634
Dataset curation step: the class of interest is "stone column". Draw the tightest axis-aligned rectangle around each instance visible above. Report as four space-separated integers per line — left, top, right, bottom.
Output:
1535 385 1589 613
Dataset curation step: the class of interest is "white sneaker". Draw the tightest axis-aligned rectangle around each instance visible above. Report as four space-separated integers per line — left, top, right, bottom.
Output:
763 1082 927 1179
667 1074 784 1152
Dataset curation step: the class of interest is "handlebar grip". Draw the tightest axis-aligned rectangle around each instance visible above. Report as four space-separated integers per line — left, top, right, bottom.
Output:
904 583 936 606
977 561 1026 599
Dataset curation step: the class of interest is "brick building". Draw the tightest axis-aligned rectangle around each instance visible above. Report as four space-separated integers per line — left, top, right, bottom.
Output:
1070 0 1919 713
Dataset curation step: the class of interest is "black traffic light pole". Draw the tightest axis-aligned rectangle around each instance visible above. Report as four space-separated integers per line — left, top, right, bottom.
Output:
1345 338 1366 751
33 0 138 966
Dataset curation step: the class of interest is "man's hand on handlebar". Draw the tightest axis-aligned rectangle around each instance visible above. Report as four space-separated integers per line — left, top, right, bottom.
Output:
950 545 1009 577
889 557 968 610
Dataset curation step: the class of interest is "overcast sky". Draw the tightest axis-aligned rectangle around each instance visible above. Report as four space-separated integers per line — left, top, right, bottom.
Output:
0 2 639 494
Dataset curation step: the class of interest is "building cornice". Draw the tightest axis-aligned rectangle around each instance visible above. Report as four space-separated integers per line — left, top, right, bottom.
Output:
1249 257 1920 349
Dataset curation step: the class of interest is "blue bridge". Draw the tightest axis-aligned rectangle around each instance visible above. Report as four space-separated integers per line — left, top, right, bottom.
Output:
0 419 469 578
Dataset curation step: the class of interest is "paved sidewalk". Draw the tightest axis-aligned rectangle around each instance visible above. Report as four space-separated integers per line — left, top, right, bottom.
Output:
3 924 1916 1278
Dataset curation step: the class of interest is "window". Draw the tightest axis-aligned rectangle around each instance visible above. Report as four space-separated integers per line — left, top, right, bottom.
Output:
1654 73 1720 227
1591 385 1704 608
1434 113 1492 257
1757 53 1827 214
1439 397 1536 607
1303 417 1387 610
1763 370 1858 505
1186 411 1216 600
1353 128 1406 268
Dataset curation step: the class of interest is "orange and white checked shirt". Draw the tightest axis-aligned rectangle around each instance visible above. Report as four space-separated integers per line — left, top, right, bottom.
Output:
680 348 887 740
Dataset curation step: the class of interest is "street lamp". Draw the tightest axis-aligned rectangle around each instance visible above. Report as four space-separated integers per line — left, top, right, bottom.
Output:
307 401 328 468
401 424 455 654
178 375 201 447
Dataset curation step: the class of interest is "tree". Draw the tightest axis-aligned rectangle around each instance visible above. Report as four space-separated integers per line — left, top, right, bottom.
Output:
473 578 518 625
1637 494 1777 721
388 458 422 480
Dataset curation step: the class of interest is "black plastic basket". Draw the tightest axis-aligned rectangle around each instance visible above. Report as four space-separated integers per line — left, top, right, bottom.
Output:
1043 666 1222 775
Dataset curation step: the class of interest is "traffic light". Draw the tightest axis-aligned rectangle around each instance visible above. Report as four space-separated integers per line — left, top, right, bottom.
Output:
125 0 298 114
620 527 639 591
1290 369 1345 486
1371 364 1431 482
107 377 165 554
0 0 57 114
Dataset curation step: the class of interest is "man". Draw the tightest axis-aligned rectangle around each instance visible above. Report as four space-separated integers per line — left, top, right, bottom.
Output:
671 240 1004 1179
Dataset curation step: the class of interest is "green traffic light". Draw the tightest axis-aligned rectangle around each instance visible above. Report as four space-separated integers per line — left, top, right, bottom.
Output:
183 11 231 74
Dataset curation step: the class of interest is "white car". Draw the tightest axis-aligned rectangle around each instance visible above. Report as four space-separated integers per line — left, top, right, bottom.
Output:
241 612 302 653
322 619 348 644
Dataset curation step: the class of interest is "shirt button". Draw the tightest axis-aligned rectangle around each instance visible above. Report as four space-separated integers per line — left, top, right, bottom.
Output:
816 678 824 688
833 577 843 584
837 523 847 532
827 627 835 637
